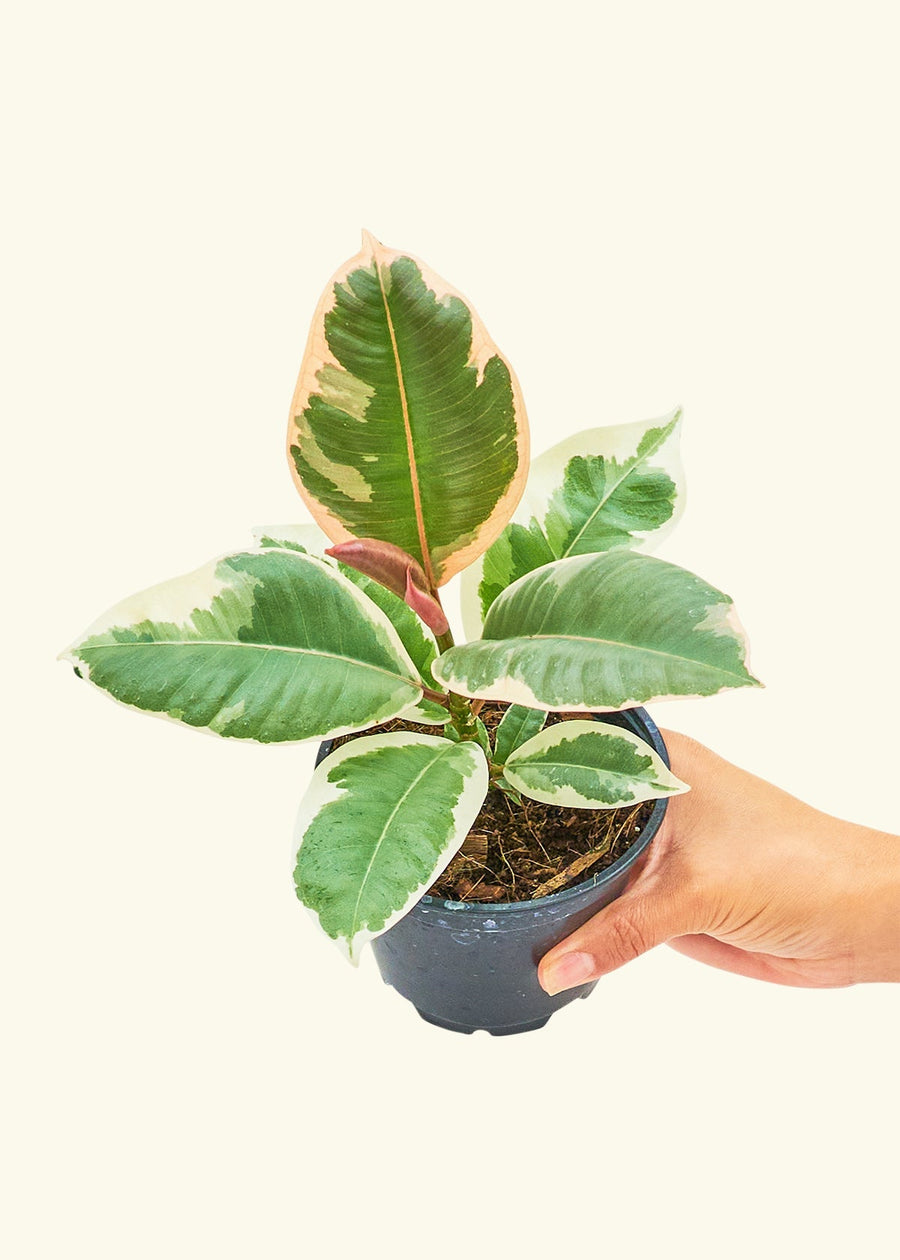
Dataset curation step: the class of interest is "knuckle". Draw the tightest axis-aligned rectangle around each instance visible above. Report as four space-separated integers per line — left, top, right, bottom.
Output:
605 910 652 966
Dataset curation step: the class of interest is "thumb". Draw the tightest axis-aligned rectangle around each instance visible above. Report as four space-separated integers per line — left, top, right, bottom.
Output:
538 884 697 995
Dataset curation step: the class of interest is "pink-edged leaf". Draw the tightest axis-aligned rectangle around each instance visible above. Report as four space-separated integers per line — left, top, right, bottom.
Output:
403 568 450 636
326 538 450 635
288 234 529 587
325 538 429 599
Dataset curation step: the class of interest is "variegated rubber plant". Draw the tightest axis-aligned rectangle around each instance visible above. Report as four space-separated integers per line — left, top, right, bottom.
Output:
63 233 760 962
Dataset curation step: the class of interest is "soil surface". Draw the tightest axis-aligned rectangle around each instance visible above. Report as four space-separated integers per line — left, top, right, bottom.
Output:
330 704 654 904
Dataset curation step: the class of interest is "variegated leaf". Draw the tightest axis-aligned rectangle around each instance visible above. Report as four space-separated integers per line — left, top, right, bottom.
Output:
505 720 687 807
461 408 683 635
294 733 489 961
493 704 547 764
287 233 529 590
434 550 760 710
253 524 449 723
63 549 427 743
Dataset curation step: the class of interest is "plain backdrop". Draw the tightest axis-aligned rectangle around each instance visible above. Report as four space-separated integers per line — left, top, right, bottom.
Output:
4 2 898 1258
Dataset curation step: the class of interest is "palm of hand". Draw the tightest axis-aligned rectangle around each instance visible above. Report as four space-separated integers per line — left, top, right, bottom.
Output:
539 731 899 994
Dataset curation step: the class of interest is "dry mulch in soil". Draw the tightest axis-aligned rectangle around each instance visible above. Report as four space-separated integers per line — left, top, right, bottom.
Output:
329 703 654 904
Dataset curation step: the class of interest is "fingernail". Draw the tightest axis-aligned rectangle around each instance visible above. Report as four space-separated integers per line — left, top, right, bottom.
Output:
540 951 595 996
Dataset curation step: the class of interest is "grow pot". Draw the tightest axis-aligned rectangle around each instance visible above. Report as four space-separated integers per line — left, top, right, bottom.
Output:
316 707 670 1036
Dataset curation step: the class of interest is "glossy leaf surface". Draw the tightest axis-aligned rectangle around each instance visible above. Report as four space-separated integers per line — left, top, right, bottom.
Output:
294 733 488 960
287 234 529 588
254 525 448 723
435 550 760 711
463 408 683 632
493 704 547 764
505 720 687 807
63 549 426 742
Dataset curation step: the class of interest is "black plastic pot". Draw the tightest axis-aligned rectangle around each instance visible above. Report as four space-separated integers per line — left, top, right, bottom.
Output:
316 707 670 1036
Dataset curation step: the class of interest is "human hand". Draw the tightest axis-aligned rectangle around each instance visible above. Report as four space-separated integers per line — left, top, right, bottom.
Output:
538 730 900 994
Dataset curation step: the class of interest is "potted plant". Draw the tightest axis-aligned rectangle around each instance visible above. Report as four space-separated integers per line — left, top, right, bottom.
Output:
62 234 760 1035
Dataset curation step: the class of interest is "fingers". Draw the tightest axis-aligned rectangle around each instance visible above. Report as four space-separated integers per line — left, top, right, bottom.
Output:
537 729 744 996
538 882 699 995
667 933 786 982
668 935 855 988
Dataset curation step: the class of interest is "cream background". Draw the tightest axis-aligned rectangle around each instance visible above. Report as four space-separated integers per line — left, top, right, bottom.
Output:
4 3 898 1258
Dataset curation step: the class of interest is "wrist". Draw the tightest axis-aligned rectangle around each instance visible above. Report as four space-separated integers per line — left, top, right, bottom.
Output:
847 826 900 984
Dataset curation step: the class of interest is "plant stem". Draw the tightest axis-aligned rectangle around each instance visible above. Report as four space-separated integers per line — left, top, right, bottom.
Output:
434 627 455 656
446 691 480 741
434 622 481 742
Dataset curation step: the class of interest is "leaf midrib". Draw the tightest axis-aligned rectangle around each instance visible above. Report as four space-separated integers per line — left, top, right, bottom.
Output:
350 742 461 941
507 769 661 804
373 255 434 589
76 639 423 691
509 756 657 784
560 423 674 558
480 631 750 683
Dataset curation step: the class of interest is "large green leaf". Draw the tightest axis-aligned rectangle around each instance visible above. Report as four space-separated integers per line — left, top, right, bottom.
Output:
434 550 760 710
253 523 448 723
504 720 687 807
294 733 489 961
461 408 683 635
287 233 529 589
63 549 427 742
